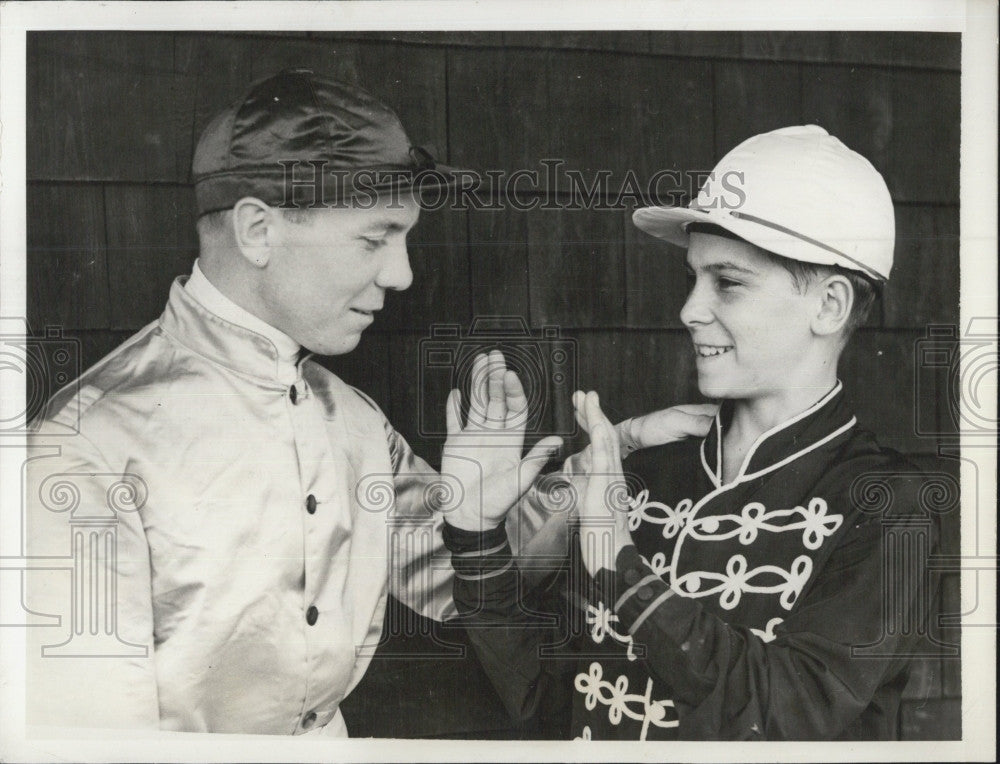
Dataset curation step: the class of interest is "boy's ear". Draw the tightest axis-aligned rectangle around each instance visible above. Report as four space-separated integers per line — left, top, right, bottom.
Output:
232 197 275 268
812 274 853 337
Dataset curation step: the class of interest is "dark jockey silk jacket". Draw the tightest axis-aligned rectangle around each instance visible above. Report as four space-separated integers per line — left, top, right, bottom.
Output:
443 383 939 740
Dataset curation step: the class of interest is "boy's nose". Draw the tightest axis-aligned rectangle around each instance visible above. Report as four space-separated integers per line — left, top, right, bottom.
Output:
680 286 712 327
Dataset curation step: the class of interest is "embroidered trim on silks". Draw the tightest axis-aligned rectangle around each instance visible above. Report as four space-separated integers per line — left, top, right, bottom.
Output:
639 551 671 577
734 382 844 477
666 496 841 610
750 616 784 643
586 601 638 662
699 381 853 486
627 489 695 539
672 553 813 611
740 418 856 484
685 498 843 550
700 436 721 489
574 662 679 740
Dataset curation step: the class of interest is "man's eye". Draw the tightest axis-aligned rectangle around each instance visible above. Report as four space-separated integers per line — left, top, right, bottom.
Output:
717 277 741 290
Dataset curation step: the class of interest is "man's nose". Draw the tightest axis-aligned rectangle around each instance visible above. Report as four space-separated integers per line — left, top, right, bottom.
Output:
377 241 413 292
679 281 712 327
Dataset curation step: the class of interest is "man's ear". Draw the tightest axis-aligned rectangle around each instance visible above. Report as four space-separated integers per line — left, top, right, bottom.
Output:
231 197 275 268
811 273 853 337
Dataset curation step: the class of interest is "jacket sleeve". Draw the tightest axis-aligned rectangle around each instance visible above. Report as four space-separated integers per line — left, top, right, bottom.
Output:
384 424 458 622
441 522 575 729
24 431 160 730
599 486 936 740
439 454 601 727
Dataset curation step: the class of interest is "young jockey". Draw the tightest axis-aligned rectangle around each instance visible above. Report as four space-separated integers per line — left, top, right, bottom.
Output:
442 125 934 740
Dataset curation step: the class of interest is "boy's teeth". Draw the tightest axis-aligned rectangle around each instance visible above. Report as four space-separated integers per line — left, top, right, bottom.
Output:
697 345 733 357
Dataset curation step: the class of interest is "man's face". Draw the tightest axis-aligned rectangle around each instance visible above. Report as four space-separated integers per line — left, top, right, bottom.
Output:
681 232 816 402
262 194 420 355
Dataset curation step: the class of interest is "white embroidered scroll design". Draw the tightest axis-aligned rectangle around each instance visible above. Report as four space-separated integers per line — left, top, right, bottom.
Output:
639 551 671 578
626 489 695 539
574 661 679 740
586 600 638 662
672 554 813 611
750 616 784 643
670 497 841 610
685 498 842 550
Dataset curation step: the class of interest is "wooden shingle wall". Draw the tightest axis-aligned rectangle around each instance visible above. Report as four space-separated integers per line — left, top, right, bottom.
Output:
26 30 961 740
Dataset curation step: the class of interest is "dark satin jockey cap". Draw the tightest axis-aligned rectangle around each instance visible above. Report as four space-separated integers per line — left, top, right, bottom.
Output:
192 68 468 216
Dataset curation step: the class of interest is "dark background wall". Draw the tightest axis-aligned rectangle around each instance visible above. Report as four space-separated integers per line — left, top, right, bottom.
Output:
26 30 961 739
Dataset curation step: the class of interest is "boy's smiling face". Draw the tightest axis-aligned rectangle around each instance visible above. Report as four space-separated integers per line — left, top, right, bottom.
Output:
681 231 818 403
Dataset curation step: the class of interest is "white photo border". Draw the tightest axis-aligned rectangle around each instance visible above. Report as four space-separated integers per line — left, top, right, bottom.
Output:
1 1 995 761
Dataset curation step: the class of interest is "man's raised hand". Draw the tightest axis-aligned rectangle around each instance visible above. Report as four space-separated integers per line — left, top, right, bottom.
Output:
441 350 563 532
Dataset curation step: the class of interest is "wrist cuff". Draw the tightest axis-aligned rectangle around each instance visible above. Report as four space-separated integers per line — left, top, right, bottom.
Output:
442 521 508 554
607 545 674 634
443 522 512 580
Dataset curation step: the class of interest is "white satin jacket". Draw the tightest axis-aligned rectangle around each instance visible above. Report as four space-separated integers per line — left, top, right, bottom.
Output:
25 276 454 736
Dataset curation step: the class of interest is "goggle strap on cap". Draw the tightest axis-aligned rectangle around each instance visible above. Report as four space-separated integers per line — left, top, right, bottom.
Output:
692 206 886 281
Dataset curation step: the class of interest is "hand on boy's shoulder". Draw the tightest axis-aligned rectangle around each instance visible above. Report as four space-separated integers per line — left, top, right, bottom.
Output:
634 402 720 447
625 402 720 451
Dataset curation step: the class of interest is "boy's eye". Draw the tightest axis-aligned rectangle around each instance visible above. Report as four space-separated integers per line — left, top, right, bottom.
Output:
361 237 387 250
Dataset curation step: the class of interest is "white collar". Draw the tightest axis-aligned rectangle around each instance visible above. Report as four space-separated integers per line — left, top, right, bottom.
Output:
185 260 301 383
699 381 855 489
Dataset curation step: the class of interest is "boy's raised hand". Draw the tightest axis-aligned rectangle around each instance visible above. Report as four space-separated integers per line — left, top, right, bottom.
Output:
441 350 563 532
574 391 633 575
